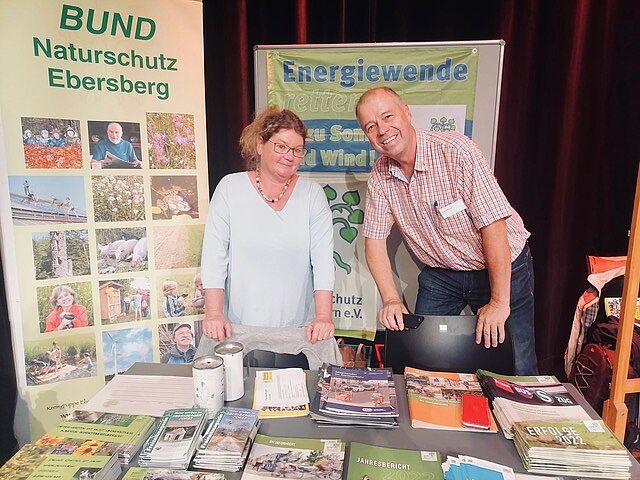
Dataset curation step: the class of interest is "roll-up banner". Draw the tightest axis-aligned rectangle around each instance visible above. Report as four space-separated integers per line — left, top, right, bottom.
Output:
256 43 504 339
0 0 209 442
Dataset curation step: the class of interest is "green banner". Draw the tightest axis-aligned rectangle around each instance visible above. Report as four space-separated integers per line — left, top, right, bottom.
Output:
267 47 478 173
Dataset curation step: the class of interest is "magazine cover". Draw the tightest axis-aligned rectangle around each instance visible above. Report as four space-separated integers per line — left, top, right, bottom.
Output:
321 365 396 416
513 420 627 452
346 442 443 480
404 367 497 432
242 434 345 480
476 370 580 407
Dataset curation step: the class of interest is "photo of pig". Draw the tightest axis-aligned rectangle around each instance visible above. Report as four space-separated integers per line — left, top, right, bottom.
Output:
96 227 148 274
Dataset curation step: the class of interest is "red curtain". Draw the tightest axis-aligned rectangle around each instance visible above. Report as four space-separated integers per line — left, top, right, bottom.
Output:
202 0 640 377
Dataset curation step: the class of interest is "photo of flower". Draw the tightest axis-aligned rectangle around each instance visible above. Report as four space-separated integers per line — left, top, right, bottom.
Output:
91 175 145 222
147 112 196 169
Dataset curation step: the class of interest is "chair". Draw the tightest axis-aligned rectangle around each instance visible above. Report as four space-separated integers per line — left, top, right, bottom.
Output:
384 315 514 375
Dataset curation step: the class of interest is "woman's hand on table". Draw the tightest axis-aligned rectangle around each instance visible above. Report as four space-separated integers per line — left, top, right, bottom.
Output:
306 315 335 343
203 313 232 341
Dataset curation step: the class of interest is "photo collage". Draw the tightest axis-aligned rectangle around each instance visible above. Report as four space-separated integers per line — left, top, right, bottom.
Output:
14 113 208 387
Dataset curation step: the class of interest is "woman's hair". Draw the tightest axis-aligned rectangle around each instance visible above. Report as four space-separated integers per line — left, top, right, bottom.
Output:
49 285 76 308
239 106 307 170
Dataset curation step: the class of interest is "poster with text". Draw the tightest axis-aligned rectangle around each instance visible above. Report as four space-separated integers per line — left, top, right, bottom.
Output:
0 0 209 442
266 46 479 337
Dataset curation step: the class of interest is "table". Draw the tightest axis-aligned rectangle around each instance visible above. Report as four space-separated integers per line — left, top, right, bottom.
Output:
125 363 640 479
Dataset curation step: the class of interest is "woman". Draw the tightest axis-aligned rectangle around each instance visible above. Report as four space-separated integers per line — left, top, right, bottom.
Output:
201 106 334 343
45 285 88 332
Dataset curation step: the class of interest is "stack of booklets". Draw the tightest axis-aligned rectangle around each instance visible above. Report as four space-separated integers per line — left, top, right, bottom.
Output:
512 419 632 479
0 433 121 480
123 467 227 479
476 370 592 438
442 455 517 480
192 407 260 471
138 408 209 469
252 368 310 418
404 367 498 432
310 363 399 428
241 434 345 480
346 442 443 480
50 410 156 464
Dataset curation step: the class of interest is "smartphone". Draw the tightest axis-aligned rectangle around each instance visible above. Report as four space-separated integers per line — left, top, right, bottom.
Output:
402 313 424 329
461 393 491 429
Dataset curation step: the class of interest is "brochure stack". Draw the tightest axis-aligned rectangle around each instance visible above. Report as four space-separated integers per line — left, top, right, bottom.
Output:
512 419 631 479
442 455 519 479
0 434 121 480
310 364 399 428
122 467 226 479
51 410 156 465
476 370 591 438
252 368 310 418
192 407 260 472
138 408 208 469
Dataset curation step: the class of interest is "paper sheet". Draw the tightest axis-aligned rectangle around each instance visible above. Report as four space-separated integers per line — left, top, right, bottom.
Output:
85 374 195 417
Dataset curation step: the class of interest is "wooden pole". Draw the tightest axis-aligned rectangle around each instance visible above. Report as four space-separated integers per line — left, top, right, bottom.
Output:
603 165 640 440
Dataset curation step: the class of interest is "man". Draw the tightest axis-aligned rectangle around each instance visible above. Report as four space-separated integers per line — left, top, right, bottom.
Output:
91 122 141 168
162 323 196 364
356 87 537 375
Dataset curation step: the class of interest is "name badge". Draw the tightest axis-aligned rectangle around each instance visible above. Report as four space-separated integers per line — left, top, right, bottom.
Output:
438 198 467 219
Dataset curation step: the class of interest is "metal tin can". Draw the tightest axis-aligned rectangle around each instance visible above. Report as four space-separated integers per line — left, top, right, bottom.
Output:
192 354 225 418
214 341 245 401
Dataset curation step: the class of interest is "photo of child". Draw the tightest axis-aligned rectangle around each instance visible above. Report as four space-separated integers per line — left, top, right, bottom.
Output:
192 272 204 309
156 273 203 319
162 280 186 318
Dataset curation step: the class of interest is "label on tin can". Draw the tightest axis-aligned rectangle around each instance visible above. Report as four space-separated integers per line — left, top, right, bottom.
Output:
192 354 225 418
214 341 245 401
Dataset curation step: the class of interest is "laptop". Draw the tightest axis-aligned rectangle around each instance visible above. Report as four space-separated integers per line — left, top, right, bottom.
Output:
384 315 514 375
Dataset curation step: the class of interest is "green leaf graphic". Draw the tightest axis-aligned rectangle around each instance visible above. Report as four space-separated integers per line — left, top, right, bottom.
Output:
333 251 352 274
342 190 361 206
348 209 364 224
323 185 337 201
340 226 358 243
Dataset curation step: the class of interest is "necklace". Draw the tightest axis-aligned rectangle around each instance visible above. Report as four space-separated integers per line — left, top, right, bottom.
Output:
255 169 292 203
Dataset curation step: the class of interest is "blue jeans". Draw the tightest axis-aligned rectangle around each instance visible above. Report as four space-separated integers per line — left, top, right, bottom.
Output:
415 243 538 375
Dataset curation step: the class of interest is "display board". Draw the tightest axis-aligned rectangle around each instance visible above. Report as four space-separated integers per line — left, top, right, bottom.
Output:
255 42 504 338
0 0 209 442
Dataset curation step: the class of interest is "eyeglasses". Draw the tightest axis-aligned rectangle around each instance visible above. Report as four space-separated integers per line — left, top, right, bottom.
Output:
268 140 308 158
